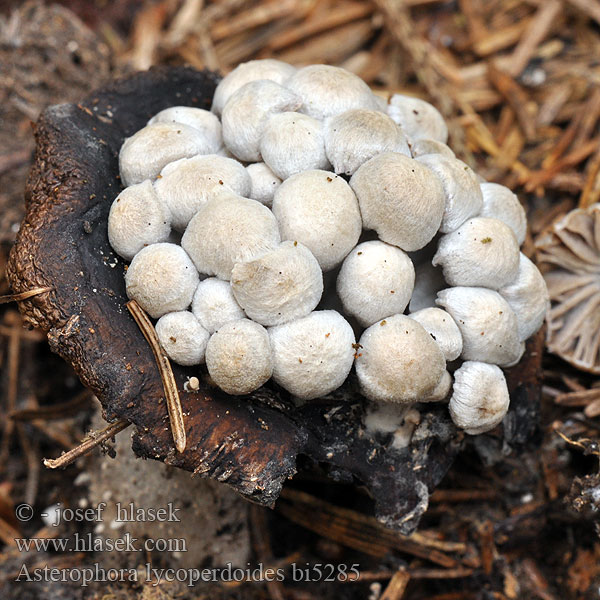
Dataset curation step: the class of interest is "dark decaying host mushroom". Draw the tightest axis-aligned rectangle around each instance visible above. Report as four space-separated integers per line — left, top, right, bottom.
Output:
6 66 543 533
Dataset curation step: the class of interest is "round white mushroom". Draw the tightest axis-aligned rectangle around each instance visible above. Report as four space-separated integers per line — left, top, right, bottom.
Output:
155 311 209 366
191 277 245 334
350 152 445 251
409 307 463 361
432 217 520 289
410 138 455 159
246 162 281 207
336 240 415 327
323 109 410 176
231 241 323 326
355 314 446 403
480 182 527 246
387 94 448 143
269 310 355 400
181 190 281 280
205 319 273 395
125 243 199 319
272 170 361 271
108 180 171 261
449 361 510 434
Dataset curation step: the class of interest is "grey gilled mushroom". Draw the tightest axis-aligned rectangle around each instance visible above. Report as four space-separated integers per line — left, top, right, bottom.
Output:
246 162 282 207
387 94 448 143
480 182 527 246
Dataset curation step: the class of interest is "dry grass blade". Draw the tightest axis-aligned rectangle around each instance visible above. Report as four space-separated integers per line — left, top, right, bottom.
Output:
380 569 411 600
0 287 52 304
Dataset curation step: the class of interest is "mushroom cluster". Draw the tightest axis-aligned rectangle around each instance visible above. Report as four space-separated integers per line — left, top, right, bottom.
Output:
108 59 550 436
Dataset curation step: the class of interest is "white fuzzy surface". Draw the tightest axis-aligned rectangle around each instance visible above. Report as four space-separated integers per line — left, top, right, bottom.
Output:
410 138 455 159
246 162 281 207
387 94 448 143
409 307 463 361
156 311 209 366
480 182 527 245
191 277 245 334
423 370 452 402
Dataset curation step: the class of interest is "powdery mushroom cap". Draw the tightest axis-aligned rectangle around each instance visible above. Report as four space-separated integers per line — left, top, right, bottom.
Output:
191 277 245 334
409 307 463 361
449 361 510 434
221 80 302 162
410 138 455 159
154 154 251 231
211 59 297 116
436 286 522 367
125 243 199 319
246 162 281 207
433 217 520 289
499 253 550 342
231 241 323 326
108 180 171 261
155 311 209 366
181 190 281 280
336 240 415 327
269 310 355 400
285 64 381 120
323 108 410 176
205 319 273 395
119 122 216 186
148 106 222 153
272 170 361 271
480 182 527 246
260 112 329 180
355 314 446 404
350 152 445 252
387 94 448 143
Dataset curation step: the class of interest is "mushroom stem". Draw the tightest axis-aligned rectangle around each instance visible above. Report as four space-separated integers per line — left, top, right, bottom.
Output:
0 287 53 304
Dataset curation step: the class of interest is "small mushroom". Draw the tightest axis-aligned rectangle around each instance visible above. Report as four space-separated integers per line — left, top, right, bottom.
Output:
269 310 355 400
211 59 297 116
205 319 273 395
323 109 410 176
272 170 361 271
231 241 323 326
436 286 522 366
423 370 452 402
260 112 329 180
499 253 550 342
125 243 199 319
355 314 446 403
108 180 171 261
409 307 463 361
285 64 381 120
387 94 448 143
154 154 251 231
191 277 245 334
221 80 302 162
336 240 415 327
155 311 210 366
246 162 282 207
119 122 216 186
410 138 455 159
181 190 281 280
479 182 527 246
350 152 445 251
432 217 520 289
449 361 510 434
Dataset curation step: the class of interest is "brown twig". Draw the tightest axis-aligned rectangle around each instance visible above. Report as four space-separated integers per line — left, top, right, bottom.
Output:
0 287 53 305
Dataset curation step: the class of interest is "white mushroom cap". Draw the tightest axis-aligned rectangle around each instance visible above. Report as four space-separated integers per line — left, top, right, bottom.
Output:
260 112 329 180
449 361 510 434
323 109 410 176
410 138 455 159
272 170 361 271
480 182 527 246
416 155 483 233
221 80 302 162
408 261 446 312
148 106 222 153
191 277 245 334
246 162 281 207
125 243 199 319
285 64 381 120
154 154 251 231
350 152 445 251
436 286 523 366
155 311 209 366
119 122 217 186
355 314 446 403
423 370 452 402
336 241 415 327
269 310 355 400
205 319 273 395
387 94 448 143
211 59 297 116
231 241 323 326
409 307 463 361
108 180 171 261
499 253 550 341
432 217 520 289
181 190 281 280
